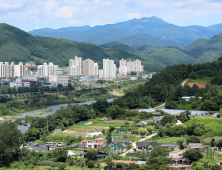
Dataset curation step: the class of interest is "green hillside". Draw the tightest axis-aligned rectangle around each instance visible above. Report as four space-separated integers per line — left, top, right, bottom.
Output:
0 23 165 72
101 42 196 66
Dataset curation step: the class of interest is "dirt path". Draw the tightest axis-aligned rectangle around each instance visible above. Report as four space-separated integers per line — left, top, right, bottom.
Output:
120 133 157 156
182 79 189 86
85 122 93 125
175 120 183 125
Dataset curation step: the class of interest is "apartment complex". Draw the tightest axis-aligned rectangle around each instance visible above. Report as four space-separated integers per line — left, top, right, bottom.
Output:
103 59 116 79
82 58 98 76
38 62 57 77
119 58 127 75
127 59 143 74
0 62 27 78
68 56 82 76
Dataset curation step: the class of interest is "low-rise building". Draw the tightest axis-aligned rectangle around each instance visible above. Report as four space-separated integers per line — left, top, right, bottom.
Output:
159 143 180 150
10 82 30 88
186 143 204 150
168 149 187 164
80 138 106 149
113 138 132 144
136 141 159 150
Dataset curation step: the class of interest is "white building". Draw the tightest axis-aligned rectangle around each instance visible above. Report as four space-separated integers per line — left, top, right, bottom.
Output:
103 59 116 79
68 56 82 76
119 58 127 75
168 149 186 164
49 75 68 85
99 69 103 78
38 62 57 77
10 82 30 88
82 58 98 76
0 62 27 78
127 59 143 74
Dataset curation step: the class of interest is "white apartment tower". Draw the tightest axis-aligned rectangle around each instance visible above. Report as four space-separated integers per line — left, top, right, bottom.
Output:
82 58 99 76
38 62 57 77
0 62 27 78
68 56 82 76
119 58 127 75
127 59 143 74
103 59 116 79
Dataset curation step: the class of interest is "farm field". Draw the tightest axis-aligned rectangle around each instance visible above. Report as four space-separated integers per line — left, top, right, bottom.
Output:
146 137 184 144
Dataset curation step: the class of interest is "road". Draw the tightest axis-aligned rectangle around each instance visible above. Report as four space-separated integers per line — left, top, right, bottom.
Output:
182 79 189 87
120 133 157 156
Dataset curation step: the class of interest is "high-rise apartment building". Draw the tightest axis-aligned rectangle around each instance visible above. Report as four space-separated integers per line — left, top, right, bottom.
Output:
38 62 57 77
119 58 127 75
103 59 116 79
68 56 82 76
127 59 143 74
0 62 27 78
82 58 99 76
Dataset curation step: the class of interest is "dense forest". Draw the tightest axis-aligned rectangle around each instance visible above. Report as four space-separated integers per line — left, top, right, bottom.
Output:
0 23 164 72
113 56 222 111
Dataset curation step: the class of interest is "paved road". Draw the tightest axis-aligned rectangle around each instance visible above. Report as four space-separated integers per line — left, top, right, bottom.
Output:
120 133 157 156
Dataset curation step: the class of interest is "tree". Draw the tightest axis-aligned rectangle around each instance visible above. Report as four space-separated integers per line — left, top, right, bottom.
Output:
146 126 154 134
217 139 222 147
0 121 23 164
177 139 185 149
161 113 175 126
145 157 172 170
211 138 216 147
57 163 67 170
106 131 112 144
51 148 68 162
106 105 125 119
149 146 170 158
104 157 114 169
194 127 204 136
191 84 199 96
186 136 201 144
183 150 203 163
138 128 148 137
86 149 98 161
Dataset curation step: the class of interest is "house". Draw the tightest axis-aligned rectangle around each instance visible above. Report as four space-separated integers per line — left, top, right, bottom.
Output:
80 138 106 149
108 145 122 154
168 149 187 164
81 150 109 159
186 143 204 150
168 165 191 170
136 141 159 150
137 121 147 126
113 138 132 144
159 143 180 150
131 129 139 134
86 132 103 137
117 129 126 134
32 145 49 152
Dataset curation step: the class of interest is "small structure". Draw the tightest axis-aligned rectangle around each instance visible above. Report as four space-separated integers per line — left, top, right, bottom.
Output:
168 149 187 164
81 150 109 159
107 116 112 121
32 145 49 152
113 138 132 144
54 129 62 134
137 161 146 165
159 143 180 150
186 143 204 150
117 129 126 134
78 122 83 125
137 121 147 126
70 144 79 148
136 141 159 150
67 150 76 157
86 132 103 137
182 96 202 101
131 129 139 134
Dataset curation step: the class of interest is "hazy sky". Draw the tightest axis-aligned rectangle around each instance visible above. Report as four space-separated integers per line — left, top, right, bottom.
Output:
1 0 222 32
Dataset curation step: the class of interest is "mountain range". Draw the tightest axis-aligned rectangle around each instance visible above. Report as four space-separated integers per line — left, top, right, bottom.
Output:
29 16 222 47
0 23 165 73
1 23 222 74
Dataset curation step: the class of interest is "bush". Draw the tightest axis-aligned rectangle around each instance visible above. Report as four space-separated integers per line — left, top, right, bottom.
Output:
57 163 67 170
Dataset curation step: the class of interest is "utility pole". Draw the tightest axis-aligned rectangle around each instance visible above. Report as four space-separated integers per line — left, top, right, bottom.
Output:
149 93 150 107
91 105 93 119
47 119 48 132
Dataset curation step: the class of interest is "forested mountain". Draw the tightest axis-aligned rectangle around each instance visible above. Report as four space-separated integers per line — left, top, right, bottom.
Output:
0 23 165 72
101 32 222 66
113 56 222 111
29 16 222 46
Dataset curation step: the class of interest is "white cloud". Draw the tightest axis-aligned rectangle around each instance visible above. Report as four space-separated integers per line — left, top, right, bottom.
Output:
1 0 222 29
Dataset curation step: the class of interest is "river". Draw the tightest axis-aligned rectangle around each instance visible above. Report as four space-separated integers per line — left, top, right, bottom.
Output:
1 98 117 133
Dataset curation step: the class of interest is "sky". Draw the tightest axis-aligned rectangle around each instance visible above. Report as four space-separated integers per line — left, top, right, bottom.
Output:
1 0 222 32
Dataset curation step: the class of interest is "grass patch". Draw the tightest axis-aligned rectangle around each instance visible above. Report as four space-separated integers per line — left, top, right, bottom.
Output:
185 117 222 138
187 77 212 84
37 109 53 116
204 136 222 144
198 152 222 164
146 137 184 144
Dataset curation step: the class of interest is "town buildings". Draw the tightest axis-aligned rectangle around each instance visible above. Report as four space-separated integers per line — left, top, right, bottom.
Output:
127 59 143 74
0 62 27 78
80 138 106 149
38 62 57 77
68 56 82 76
119 58 127 76
82 58 98 76
103 59 116 79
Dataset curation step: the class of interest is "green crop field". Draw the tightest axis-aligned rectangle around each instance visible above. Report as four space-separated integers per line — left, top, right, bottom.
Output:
187 77 212 84
146 137 184 144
